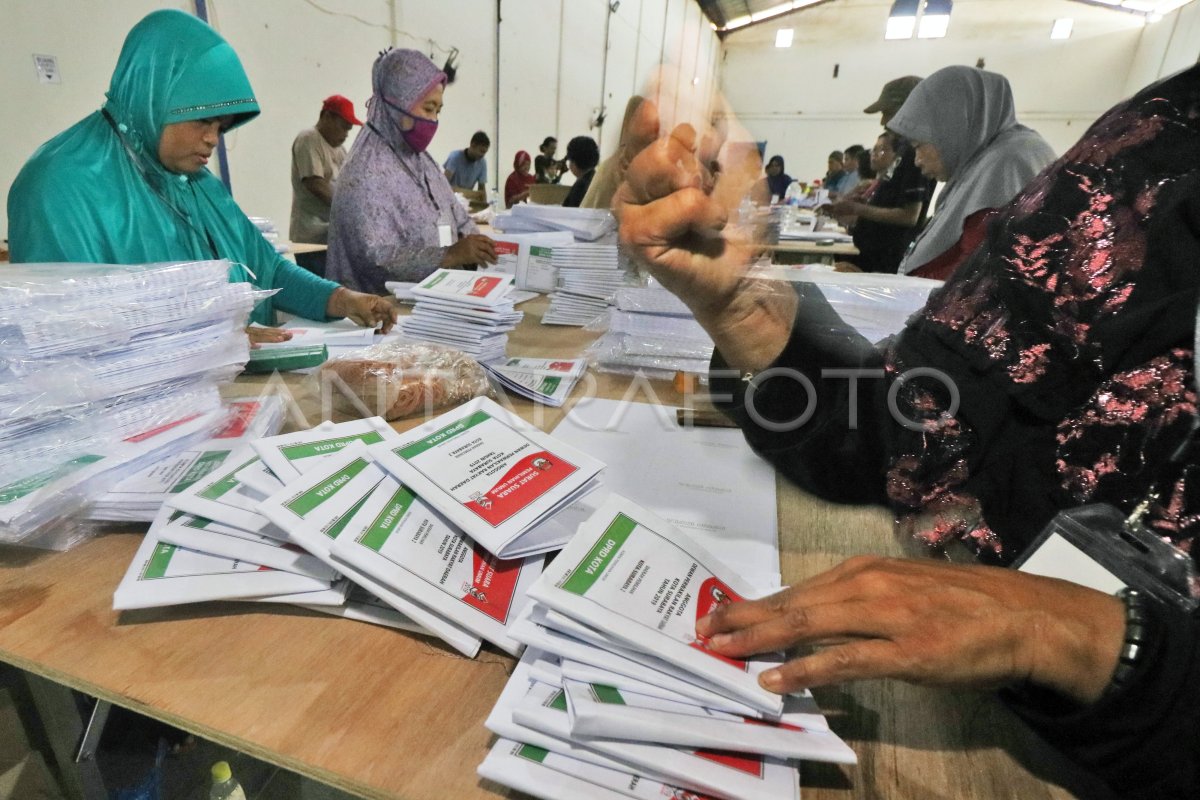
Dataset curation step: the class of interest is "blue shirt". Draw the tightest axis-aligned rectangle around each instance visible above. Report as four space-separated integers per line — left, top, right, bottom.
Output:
443 149 488 190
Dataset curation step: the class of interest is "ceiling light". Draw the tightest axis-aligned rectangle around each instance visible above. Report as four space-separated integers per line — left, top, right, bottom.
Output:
918 0 952 39
775 28 794 47
886 0 919 39
1050 18 1074 38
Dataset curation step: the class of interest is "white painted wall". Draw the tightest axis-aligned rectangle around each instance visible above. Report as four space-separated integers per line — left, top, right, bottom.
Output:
718 0 1186 187
1125 0 1200 94
0 0 720 244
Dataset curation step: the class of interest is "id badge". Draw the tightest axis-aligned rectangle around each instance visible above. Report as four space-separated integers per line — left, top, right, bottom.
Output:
1014 504 1198 611
438 224 453 247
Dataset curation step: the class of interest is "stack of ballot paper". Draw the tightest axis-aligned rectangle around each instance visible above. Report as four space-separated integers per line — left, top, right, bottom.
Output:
115 418 410 625
90 394 287 522
586 285 715 379
543 244 637 327
488 232 575 292
117 400 604 656
483 357 587 407
479 494 856 800
0 260 260 548
493 205 618 243
396 269 524 362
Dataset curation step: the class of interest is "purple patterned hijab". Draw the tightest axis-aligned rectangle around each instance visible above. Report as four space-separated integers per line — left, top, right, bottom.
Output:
885 65 1200 565
326 49 475 293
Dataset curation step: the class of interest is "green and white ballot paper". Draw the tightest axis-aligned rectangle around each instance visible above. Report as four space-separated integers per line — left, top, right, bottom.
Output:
482 357 588 407
256 439 545 658
530 493 783 715
479 493 856 800
370 397 603 559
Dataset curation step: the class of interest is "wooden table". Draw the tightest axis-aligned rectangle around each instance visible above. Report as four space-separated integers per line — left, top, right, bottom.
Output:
0 298 1107 799
765 239 859 266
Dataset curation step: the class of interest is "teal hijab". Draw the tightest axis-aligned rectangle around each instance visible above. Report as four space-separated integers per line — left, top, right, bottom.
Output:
7 9 338 325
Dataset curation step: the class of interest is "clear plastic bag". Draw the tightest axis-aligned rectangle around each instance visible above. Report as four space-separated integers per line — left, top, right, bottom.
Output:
318 341 492 421
0 260 268 359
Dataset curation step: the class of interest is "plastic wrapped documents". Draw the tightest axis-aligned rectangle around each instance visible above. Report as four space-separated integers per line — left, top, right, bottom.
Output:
0 261 261 548
494 205 618 242
0 260 265 358
751 265 943 344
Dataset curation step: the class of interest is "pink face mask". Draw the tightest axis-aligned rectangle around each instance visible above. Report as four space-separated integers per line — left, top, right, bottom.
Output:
383 97 438 153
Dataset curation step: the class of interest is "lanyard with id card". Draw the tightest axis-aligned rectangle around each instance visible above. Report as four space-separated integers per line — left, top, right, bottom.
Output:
437 210 454 248
1013 306 1200 613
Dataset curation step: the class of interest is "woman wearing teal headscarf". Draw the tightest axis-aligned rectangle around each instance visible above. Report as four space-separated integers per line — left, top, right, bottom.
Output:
7 9 394 333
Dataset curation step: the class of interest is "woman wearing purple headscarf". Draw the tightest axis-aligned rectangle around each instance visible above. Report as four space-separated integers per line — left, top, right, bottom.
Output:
326 49 496 293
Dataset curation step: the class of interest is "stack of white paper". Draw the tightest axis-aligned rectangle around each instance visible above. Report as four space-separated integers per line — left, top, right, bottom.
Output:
483 357 587 407
0 260 261 548
396 269 523 362
494 205 618 243
586 285 715 379
750 266 943 345
543 244 636 327
479 495 856 800
91 395 287 522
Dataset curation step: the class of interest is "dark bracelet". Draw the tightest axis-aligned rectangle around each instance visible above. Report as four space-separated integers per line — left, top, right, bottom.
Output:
1104 587 1151 697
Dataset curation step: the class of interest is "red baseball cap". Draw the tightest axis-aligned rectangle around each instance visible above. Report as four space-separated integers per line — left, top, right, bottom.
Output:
322 95 362 126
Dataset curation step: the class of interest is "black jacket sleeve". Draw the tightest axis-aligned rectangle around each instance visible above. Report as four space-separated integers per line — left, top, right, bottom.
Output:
1001 601 1200 799
710 284 893 505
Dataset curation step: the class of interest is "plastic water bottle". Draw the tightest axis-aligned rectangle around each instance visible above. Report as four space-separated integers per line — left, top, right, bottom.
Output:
209 761 247 800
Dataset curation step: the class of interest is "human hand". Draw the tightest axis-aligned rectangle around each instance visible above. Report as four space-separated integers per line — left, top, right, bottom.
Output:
826 200 858 218
326 287 398 334
833 261 862 273
696 556 1126 705
441 234 498 267
614 98 795 373
245 326 293 349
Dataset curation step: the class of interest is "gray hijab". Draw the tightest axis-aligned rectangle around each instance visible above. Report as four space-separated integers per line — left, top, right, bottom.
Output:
889 66 1056 274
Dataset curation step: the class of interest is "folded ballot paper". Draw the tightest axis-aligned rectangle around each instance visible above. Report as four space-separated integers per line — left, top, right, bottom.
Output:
251 417 400 483
483 652 709 796
254 443 483 658
155 513 336 581
527 493 784 716
561 678 855 764
483 357 587 407
113 507 338 610
328 472 543 657
398 269 524 362
91 395 287 522
509 676 799 800
369 397 603 559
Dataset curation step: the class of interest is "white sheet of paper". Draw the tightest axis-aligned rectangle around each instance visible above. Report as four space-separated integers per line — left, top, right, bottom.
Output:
551 398 780 588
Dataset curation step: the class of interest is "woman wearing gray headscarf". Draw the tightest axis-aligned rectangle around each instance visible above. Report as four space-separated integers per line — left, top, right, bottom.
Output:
890 65 1055 279
326 49 496 293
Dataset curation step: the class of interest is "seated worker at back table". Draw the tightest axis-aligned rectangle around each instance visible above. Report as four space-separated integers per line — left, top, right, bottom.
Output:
6 9 395 343
326 48 497 292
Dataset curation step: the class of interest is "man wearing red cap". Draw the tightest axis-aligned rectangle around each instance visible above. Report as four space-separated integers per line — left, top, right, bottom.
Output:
289 94 362 275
